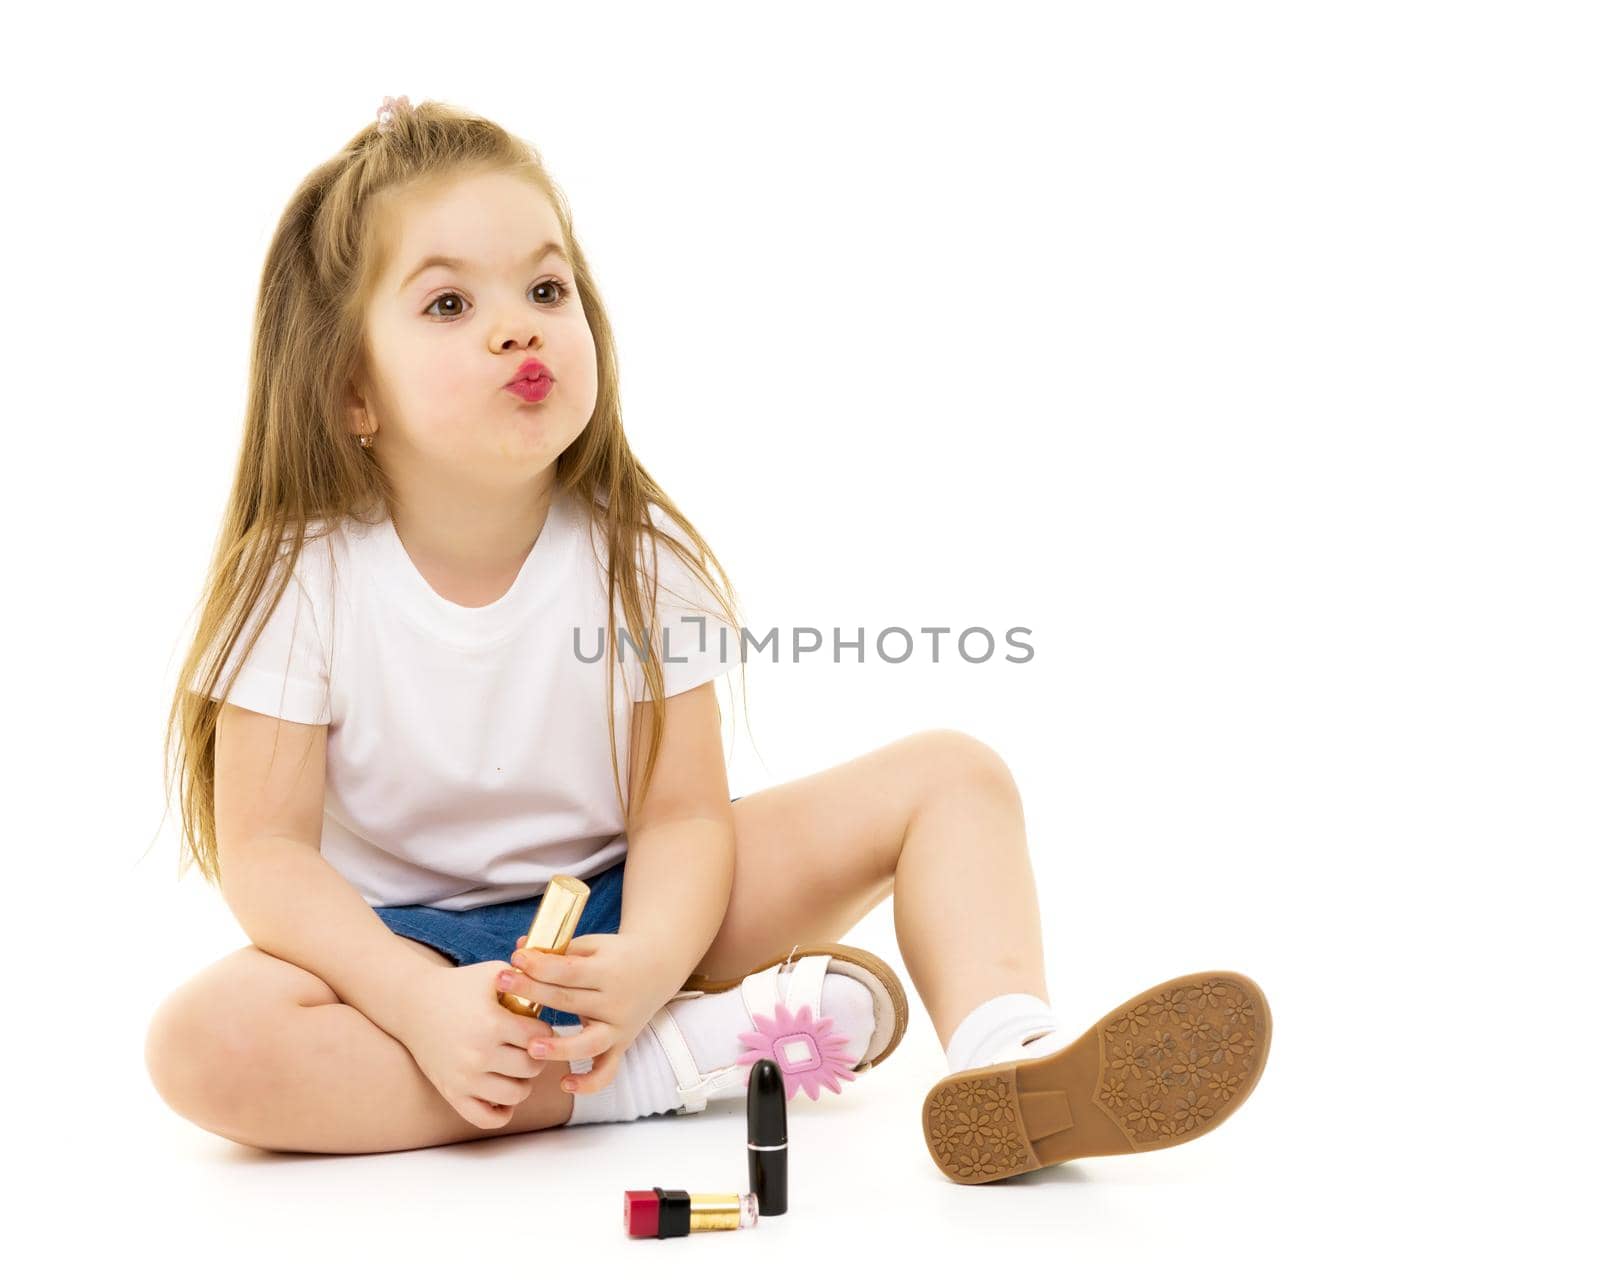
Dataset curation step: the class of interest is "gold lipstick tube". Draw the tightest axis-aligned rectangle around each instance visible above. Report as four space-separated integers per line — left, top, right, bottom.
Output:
497 874 590 1018
688 1193 756 1232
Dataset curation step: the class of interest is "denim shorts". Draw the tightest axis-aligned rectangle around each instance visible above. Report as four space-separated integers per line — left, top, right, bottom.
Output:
375 796 744 1027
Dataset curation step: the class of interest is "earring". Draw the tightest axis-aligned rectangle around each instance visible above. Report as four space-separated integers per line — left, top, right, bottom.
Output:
358 411 374 449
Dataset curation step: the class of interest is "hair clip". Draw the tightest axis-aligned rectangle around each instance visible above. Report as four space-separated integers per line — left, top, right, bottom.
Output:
376 95 411 133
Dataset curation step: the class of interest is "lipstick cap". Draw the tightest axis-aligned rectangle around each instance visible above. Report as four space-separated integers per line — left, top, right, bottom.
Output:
527 875 589 951
498 875 589 1017
747 1057 787 1144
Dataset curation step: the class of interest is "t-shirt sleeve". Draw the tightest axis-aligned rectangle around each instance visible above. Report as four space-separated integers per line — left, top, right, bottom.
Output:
188 548 333 725
625 510 742 702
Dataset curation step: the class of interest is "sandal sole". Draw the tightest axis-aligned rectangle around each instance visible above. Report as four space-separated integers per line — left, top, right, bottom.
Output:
682 941 910 1070
922 969 1272 1184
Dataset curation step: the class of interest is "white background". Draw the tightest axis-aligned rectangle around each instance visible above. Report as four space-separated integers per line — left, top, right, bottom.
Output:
8 1 1594 1274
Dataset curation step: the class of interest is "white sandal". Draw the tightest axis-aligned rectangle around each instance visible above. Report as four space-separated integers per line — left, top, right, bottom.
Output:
649 942 910 1114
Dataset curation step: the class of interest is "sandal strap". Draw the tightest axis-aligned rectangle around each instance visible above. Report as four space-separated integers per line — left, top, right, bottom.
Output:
741 951 830 1023
740 963 780 1017
788 952 831 1018
648 1001 713 1114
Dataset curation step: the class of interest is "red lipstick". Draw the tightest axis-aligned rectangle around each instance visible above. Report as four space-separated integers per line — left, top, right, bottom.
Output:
505 357 554 403
623 1188 758 1238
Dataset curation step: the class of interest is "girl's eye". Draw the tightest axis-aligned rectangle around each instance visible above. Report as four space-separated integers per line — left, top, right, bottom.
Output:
423 277 574 319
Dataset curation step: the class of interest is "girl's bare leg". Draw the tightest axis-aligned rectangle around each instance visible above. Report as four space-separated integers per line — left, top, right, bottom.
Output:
145 935 576 1154
697 729 1048 1051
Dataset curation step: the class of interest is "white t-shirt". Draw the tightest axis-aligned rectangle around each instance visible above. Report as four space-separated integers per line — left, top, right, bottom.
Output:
191 488 741 909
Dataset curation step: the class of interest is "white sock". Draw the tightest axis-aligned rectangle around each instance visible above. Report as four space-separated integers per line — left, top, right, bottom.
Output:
564 973 877 1126
944 992 1071 1075
560 1020 682 1126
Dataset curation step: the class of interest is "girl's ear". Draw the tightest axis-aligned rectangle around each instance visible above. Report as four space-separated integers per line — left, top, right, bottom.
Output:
345 387 375 438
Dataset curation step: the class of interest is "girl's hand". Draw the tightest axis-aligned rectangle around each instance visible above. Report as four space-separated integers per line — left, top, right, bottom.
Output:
498 931 679 1096
398 961 560 1129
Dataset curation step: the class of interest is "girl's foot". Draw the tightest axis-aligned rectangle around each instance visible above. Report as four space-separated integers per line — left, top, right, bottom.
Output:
922 970 1272 1184
654 942 910 1113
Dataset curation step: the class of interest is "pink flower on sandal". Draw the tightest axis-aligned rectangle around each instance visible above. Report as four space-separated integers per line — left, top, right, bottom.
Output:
736 1000 858 1101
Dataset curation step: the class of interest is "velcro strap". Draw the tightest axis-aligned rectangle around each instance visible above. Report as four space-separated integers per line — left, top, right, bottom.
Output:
741 965 781 1020
648 1007 709 1113
785 953 829 1018
741 951 831 1022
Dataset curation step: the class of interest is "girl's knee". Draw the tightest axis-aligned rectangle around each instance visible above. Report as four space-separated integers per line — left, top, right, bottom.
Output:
144 980 295 1132
906 728 1018 799
145 996 231 1130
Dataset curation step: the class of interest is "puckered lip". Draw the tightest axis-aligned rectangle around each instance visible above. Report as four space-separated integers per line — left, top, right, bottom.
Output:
505 358 553 387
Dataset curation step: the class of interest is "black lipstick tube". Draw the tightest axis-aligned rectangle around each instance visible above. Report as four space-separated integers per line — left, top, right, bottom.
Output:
747 1057 788 1215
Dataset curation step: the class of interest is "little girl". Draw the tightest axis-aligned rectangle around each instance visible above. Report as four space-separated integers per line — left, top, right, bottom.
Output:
146 96 1272 1185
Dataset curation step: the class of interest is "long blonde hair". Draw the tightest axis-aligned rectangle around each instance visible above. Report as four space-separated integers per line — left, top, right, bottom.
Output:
162 97 748 890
